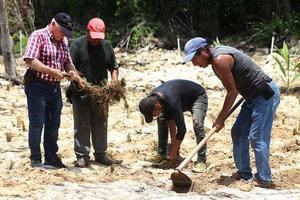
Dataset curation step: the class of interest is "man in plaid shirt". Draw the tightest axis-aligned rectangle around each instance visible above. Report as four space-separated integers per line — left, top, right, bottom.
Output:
23 13 85 169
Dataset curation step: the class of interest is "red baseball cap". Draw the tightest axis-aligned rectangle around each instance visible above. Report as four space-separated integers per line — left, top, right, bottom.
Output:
87 18 105 39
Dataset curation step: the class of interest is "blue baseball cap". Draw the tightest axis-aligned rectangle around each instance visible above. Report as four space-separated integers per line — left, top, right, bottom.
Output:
182 37 207 64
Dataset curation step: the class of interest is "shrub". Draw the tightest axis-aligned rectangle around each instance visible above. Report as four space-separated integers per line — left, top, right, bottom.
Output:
212 37 222 47
129 21 156 48
12 32 28 56
249 13 300 46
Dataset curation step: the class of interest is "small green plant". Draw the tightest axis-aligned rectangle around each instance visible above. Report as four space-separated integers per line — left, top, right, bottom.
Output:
12 32 28 56
130 21 155 48
212 37 222 47
273 41 300 92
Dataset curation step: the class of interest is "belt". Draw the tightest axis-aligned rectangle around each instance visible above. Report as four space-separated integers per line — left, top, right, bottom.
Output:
35 77 60 86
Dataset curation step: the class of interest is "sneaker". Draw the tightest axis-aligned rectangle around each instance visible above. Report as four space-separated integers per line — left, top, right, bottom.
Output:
95 155 123 166
43 157 67 169
31 160 43 168
192 162 207 173
253 177 275 188
74 157 91 168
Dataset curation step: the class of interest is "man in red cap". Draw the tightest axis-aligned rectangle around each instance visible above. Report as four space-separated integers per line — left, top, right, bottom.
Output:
68 18 121 167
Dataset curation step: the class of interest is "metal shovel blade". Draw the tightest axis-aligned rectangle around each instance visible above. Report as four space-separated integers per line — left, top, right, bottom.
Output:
171 170 192 188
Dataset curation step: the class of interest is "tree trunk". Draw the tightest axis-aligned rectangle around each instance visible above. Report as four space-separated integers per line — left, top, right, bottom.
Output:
0 0 19 83
12 0 26 33
27 0 36 33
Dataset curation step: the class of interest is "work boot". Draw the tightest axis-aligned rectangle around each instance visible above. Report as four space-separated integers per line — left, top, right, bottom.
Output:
74 157 91 168
31 160 43 168
253 177 275 189
145 153 167 163
232 171 253 182
192 162 207 173
43 157 67 169
95 155 122 166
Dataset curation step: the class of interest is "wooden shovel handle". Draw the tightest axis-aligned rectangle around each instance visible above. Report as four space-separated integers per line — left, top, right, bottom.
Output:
176 98 244 171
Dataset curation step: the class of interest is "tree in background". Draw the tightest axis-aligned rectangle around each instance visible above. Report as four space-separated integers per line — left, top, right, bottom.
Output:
6 0 35 34
12 0 300 49
0 0 20 84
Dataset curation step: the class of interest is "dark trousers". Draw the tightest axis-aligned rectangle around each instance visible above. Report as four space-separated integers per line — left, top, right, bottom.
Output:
157 93 208 162
72 95 108 160
25 80 62 162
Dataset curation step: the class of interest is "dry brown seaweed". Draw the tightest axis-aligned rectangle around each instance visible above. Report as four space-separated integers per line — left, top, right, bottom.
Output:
81 78 128 116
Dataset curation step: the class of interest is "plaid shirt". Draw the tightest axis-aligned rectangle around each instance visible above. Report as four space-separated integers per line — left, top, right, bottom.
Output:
23 26 72 82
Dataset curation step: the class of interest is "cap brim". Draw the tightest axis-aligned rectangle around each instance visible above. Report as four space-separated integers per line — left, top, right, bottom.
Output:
145 115 153 123
61 26 72 38
90 32 105 39
182 51 196 64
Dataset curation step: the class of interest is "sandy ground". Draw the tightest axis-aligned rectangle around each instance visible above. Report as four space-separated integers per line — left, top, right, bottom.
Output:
0 49 299 199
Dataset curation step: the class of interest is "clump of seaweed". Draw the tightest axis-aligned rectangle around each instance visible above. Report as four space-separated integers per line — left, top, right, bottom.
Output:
82 78 128 116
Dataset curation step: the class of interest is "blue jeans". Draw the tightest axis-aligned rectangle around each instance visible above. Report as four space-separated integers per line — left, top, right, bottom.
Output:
25 80 62 162
231 81 280 182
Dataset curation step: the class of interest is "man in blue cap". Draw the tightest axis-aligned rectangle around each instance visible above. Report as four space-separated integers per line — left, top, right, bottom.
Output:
182 37 280 188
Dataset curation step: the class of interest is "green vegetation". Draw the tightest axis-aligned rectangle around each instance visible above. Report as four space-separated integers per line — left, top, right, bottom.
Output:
249 13 300 46
30 0 300 49
273 42 300 92
12 32 28 56
129 21 156 48
212 37 222 47
4 0 300 50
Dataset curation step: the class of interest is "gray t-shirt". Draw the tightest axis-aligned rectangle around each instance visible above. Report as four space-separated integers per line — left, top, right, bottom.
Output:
212 45 272 100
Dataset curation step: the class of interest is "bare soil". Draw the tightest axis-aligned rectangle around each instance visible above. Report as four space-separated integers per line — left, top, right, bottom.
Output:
0 49 299 199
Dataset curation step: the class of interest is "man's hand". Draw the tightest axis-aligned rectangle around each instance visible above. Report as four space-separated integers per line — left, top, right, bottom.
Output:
67 71 86 88
48 68 64 80
169 139 181 161
169 149 178 162
213 118 224 132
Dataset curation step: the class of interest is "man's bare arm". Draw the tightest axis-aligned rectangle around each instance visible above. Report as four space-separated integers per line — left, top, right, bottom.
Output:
168 119 182 160
111 68 119 81
212 55 239 131
24 58 64 80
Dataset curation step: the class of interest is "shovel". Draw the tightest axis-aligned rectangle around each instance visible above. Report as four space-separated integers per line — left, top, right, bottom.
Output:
170 98 245 189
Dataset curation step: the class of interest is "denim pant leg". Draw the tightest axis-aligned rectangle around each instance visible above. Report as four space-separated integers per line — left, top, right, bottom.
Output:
191 93 208 163
43 86 62 161
25 82 46 161
157 113 168 156
250 81 280 182
91 103 108 159
72 96 92 160
231 102 253 180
